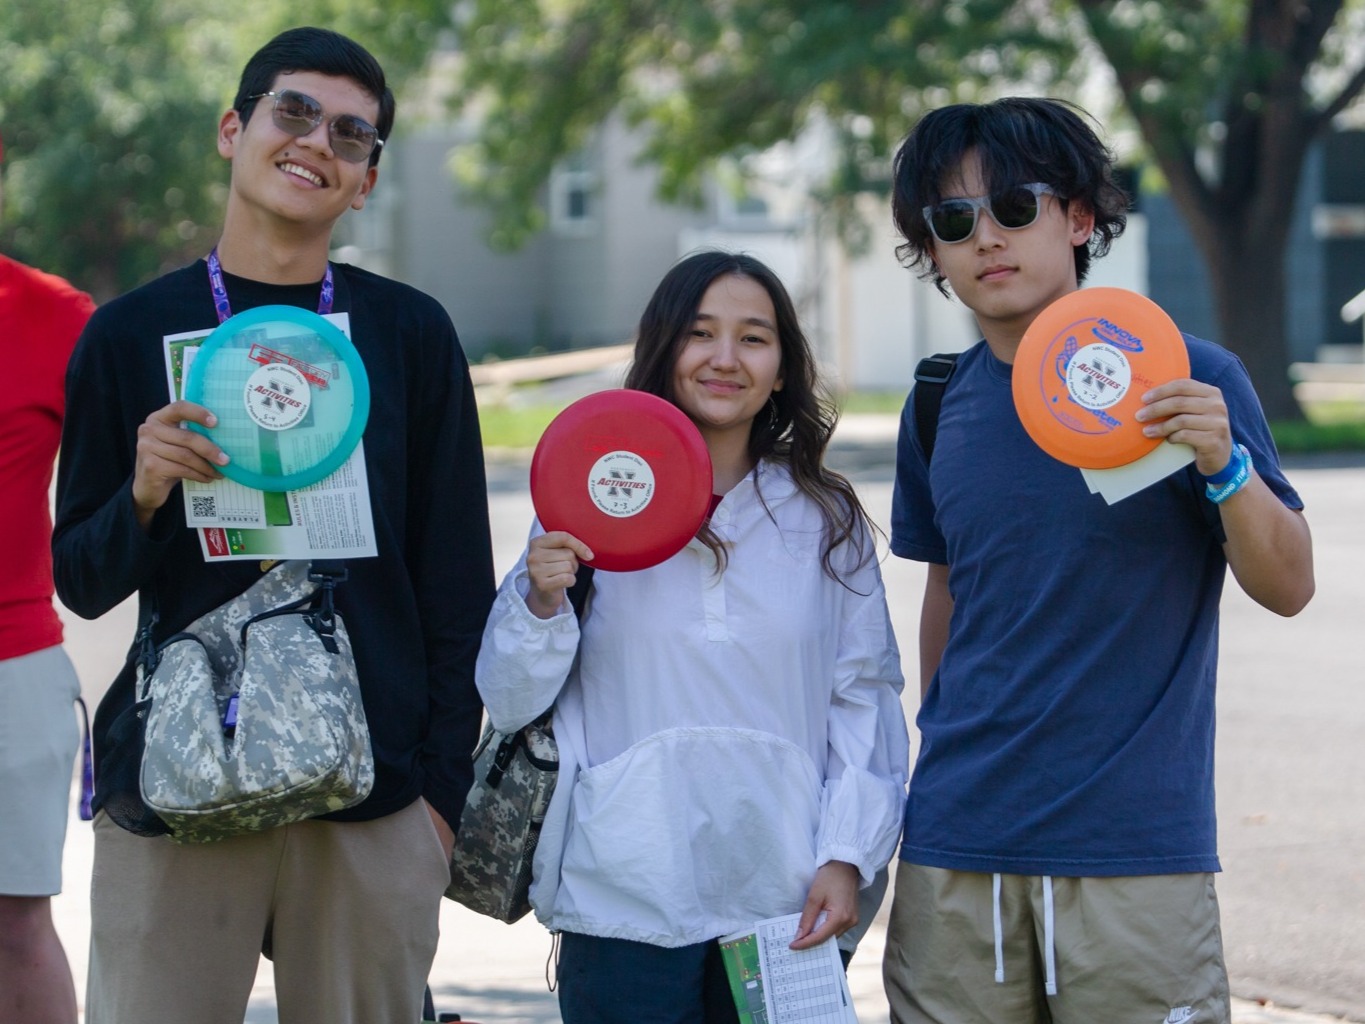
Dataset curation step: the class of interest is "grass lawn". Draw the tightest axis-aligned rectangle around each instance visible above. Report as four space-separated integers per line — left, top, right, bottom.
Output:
475 401 566 451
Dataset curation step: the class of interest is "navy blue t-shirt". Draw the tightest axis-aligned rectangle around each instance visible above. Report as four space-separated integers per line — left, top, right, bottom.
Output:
891 335 1302 876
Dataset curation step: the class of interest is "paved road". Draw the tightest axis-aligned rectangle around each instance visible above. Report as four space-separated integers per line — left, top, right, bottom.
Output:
52 433 1364 1022
1210 453 1365 1020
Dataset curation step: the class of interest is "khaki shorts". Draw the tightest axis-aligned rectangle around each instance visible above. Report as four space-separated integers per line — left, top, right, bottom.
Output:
0 645 81 896
883 863 1230 1024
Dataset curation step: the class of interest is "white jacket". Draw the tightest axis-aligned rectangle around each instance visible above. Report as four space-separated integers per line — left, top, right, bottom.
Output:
475 461 909 947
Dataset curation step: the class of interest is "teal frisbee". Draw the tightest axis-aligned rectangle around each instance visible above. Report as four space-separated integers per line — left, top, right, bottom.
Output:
184 305 370 492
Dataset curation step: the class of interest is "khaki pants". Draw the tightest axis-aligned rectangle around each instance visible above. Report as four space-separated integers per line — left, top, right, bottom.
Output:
87 798 451 1024
883 864 1230 1024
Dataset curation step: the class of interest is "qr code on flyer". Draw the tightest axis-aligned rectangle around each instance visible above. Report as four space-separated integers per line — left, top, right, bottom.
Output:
190 494 217 520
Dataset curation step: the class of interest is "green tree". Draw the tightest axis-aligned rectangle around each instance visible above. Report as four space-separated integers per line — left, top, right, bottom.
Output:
0 0 454 300
450 0 1365 419
1075 0 1365 419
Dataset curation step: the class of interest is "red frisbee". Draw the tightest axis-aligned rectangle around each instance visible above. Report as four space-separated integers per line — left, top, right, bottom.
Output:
530 390 713 572
1013 288 1190 469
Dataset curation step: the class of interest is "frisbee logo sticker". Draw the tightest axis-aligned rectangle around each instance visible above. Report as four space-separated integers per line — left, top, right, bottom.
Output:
1065 342 1131 411
588 451 655 517
1034 323 1123 436
244 362 312 431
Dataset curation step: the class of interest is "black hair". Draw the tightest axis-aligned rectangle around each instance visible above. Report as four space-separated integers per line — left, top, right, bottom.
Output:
891 97 1129 293
624 250 875 580
233 27 394 168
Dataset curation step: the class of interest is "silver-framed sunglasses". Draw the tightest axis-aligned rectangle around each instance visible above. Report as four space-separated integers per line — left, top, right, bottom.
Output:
246 89 383 164
923 182 1055 244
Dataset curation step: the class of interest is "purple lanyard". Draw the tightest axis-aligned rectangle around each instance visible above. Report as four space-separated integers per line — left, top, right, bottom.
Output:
207 247 334 323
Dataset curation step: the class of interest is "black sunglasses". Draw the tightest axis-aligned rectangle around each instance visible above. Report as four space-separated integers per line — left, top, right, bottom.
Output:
923 183 1055 244
246 89 383 165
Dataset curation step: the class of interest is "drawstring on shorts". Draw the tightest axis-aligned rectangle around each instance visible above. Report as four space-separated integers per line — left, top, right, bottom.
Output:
991 874 1058 996
992 873 1005 984
1042 876 1057 996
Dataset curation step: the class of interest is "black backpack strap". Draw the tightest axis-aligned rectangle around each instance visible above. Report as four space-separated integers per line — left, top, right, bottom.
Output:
912 352 960 464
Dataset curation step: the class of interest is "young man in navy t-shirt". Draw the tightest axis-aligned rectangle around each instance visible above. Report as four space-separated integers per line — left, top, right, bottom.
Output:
882 97 1314 1023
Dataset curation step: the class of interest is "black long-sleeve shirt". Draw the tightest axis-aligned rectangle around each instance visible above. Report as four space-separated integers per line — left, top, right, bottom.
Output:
54 260 495 829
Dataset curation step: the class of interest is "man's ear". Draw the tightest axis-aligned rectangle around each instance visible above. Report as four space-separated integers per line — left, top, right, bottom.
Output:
350 165 379 211
1070 201 1096 247
218 110 242 160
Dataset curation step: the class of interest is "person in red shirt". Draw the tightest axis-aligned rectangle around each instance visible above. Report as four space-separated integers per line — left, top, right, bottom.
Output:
0 128 96 1024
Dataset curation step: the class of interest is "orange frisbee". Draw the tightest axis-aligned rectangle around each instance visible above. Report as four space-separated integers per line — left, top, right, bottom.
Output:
1012 288 1190 469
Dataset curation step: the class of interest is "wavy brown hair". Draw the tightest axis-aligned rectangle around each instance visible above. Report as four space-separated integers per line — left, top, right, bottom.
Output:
623 250 874 582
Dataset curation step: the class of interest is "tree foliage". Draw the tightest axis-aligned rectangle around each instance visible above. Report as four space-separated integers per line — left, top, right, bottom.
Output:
452 0 1078 247
451 0 1365 418
0 0 455 300
1075 0 1365 417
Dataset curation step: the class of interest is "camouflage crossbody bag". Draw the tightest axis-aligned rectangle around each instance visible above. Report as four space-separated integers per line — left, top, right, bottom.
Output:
445 566 593 922
137 560 374 843
444 712 558 922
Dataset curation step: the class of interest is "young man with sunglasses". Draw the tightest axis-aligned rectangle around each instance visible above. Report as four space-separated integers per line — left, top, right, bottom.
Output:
882 97 1313 1023
53 27 495 1023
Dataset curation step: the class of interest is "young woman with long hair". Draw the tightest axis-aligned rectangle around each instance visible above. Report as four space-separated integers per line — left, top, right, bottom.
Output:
476 250 908 1024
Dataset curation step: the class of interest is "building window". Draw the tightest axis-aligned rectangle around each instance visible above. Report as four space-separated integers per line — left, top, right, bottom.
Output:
551 153 597 236
717 186 773 229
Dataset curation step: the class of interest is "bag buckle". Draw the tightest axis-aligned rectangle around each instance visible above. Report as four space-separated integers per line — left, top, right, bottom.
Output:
222 692 240 738
306 564 347 653
486 730 525 788
914 354 958 385
308 564 350 586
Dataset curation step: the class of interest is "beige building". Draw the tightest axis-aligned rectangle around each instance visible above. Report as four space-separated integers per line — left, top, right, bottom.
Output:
338 115 1146 391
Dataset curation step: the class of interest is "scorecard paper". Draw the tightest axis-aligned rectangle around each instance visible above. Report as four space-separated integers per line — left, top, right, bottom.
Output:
719 913 858 1024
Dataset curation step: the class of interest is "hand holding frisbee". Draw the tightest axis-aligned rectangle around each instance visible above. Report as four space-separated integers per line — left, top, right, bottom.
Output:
530 390 713 572
184 305 370 492
1012 288 1190 470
